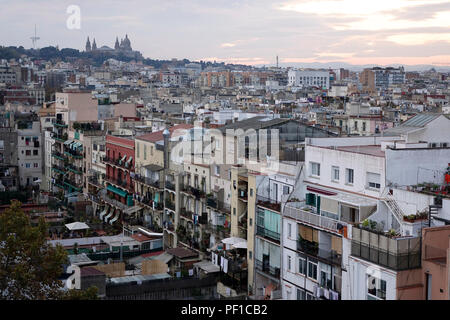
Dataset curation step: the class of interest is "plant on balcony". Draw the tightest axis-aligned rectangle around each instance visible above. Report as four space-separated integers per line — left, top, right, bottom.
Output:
362 219 377 231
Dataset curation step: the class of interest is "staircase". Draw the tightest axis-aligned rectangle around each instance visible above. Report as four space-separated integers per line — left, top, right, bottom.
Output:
382 188 405 230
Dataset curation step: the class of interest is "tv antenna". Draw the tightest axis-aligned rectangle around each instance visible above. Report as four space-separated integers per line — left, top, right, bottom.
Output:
30 24 40 49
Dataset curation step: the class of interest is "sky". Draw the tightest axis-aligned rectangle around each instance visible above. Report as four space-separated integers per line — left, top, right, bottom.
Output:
1 0 450 67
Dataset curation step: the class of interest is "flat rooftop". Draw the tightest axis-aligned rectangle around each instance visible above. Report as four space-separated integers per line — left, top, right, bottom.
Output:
325 145 385 158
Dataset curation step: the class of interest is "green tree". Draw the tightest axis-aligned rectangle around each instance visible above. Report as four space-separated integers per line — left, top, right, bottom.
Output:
0 201 68 300
62 286 98 300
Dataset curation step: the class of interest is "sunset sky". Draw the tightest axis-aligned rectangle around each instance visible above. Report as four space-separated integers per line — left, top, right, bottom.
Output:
1 0 450 66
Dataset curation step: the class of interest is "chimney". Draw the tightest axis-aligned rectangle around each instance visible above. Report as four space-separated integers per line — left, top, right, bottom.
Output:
163 127 170 170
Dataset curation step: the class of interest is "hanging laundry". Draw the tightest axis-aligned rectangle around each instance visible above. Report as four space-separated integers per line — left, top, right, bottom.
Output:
223 258 228 273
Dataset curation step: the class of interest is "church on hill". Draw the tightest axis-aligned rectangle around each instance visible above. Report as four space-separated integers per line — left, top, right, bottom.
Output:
85 35 142 59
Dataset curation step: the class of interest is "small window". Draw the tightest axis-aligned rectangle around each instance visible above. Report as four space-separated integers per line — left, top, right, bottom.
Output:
310 162 320 177
298 255 307 275
283 185 290 195
307 258 318 280
332 166 340 181
288 255 292 271
346 168 354 184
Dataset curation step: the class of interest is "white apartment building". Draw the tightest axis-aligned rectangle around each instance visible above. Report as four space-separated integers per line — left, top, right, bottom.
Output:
17 118 43 187
281 114 450 300
288 69 331 89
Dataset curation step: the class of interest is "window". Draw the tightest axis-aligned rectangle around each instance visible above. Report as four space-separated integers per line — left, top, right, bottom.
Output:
288 256 292 271
33 163 38 168
250 188 253 197
298 255 307 275
346 168 354 184
25 163 30 168
136 142 140 158
233 208 236 216
26 150 31 156
144 145 147 160
297 288 306 300
310 162 320 177
215 165 220 176
367 275 386 300
367 172 381 189
283 185 290 195
332 166 340 181
249 251 252 260
33 150 38 156
362 122 366 132
320 263 332 289
249 218 253 227
288 223 292 238
307 258 318 280
306 292 317 300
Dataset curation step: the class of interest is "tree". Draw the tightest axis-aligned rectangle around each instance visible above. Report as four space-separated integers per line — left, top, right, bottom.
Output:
0 201 68 300
62 286 98 300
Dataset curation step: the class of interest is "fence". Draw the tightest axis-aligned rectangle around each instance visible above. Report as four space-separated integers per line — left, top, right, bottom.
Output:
351 226 421 271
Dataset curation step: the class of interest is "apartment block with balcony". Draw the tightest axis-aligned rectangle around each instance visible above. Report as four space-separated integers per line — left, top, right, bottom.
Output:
99 134 137 226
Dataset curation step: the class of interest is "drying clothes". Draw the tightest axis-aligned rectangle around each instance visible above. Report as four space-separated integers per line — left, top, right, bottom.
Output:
330 290 339 300
223 258 228 273
323 289 330 300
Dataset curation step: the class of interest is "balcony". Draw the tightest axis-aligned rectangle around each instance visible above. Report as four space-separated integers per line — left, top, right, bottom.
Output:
66 164 83 175
351 226 421 271
284 204 346 235
106 176 132 191
134 174 164 189
99 189 129 211
51 151 66 161
53 119 68 128
257 196 281 212
53 134 68 143
51 165 65 175
180 208 194 221
206 196 231 214
138 197 164 211
238 189 248 201
165 199 175 211
165 181 176 191
64 150 83 159
256 225 280 242
103 156 133 171
181 184 206 198
255 259 281 279
297 239 342 266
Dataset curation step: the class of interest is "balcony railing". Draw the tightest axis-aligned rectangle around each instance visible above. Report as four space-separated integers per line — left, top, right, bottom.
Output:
351 226 421 271
165 181 175 191
103 157 133 171
99 189 129 211
297 239 342 266
54 120 68 128
66 164 83 175
64 150 83 159
180 208 194 220
284 204 346 235
257 195 281 212
134 174 164 189
255 259 281 279
206 196 231 214
256 225 280 242
165 199 175 211
181 184 206 198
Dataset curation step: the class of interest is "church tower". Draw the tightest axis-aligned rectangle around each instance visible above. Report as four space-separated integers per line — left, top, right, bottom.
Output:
85 37 91 52
92 38 97 50
114 36 120 50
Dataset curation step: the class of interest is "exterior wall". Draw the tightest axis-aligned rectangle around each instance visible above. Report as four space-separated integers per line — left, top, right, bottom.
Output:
56 92 98 122
305 145 385 199
407 116 450 144
135 139 164 173
247 174 256 294
347 256 397 300
385 147 450 187
17 121 43 187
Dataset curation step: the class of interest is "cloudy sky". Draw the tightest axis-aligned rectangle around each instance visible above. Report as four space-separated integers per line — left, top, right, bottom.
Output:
1 0 450 66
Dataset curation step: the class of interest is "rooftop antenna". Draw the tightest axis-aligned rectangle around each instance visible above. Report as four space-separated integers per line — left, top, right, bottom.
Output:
276 55 279 68
30 24 40 49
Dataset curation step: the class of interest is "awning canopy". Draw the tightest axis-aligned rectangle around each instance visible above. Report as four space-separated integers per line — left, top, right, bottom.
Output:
107 184 127 198
65 222 90 231
124 205 142 215
221 237 246 245
232 240 248 249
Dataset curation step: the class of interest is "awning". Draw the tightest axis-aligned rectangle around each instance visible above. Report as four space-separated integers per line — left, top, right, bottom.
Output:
124 205 142 215
221 237 246 245
232 240 247 249
104 208 115 222
64 139 74 145
109 211 120 225
120 155 127 163
307 186 337 196
99 208 108 220
107 184 127 198
65 222 90 231
126 156 133 164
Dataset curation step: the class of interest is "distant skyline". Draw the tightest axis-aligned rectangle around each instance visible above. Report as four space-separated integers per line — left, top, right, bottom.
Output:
1 0 450 67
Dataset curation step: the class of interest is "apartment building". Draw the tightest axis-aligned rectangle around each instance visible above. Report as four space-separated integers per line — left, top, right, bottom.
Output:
0 128 19 191
15 112 43 188
360 67 406 92
281 113 450 300
288 69 331 89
